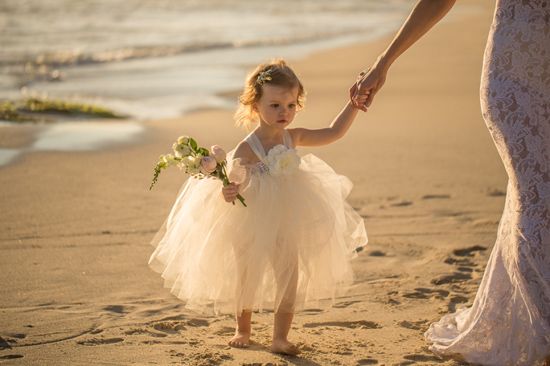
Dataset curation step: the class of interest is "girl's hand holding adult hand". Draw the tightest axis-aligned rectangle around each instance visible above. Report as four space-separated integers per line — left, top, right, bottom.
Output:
350 63 388 111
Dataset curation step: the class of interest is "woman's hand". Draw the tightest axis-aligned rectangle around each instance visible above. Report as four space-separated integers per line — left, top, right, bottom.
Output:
222 182 240 203
350 63 388 111
350 0 456 111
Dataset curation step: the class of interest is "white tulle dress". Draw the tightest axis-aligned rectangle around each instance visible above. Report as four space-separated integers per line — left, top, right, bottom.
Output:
149 129 367 315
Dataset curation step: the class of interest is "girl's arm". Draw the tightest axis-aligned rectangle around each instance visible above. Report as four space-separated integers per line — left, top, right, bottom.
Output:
290 101 359 147
221 141 255 203
352 0 456 109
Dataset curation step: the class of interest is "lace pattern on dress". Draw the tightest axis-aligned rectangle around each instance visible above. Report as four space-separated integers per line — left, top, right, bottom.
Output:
425 1 550 365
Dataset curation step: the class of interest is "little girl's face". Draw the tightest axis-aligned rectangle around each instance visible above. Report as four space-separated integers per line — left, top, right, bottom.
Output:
255 84 299 129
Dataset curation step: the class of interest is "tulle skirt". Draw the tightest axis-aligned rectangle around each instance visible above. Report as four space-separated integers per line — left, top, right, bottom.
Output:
149 153 367 314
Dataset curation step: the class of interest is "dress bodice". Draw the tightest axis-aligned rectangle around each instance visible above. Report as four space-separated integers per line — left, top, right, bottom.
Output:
242 130 300 176
245 129 294 162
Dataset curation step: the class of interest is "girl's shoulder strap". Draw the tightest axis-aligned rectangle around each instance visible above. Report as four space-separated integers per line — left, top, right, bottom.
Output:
283 129 294 148
244 132 266 161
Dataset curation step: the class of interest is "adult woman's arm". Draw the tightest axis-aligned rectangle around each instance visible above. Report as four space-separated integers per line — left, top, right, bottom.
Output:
351 0 456 110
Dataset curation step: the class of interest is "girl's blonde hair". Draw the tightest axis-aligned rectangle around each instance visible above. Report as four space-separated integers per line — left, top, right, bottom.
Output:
234 59 305 130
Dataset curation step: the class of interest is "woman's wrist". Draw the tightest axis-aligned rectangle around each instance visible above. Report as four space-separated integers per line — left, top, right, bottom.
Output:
374 53 393 73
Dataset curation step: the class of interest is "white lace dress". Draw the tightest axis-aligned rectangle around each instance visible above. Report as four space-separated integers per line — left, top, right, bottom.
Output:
425 1 550 365
149 130 367 315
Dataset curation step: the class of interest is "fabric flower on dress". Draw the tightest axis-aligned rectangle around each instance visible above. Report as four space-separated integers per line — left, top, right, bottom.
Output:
265 145 300 176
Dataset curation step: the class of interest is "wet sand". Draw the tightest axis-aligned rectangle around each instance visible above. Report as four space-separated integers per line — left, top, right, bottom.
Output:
0 1 504 365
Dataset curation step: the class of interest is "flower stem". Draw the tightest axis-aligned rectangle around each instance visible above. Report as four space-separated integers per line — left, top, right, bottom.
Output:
221 163 246 207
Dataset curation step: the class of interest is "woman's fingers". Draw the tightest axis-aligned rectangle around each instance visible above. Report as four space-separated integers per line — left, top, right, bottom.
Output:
352 65 386 110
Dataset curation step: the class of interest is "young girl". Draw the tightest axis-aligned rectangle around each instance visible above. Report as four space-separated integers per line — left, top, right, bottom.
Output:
149 59 367 356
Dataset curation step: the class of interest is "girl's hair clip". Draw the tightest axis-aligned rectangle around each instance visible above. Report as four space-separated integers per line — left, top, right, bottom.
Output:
256 69 273 86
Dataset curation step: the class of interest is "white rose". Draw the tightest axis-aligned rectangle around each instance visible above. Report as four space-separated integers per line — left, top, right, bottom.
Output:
173 143 191 158
185 156 202 174
177 135 190 145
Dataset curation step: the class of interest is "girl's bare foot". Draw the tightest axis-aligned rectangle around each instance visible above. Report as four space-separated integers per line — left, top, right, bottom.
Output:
228 331 250 348
229 310 252 348
271 338 301 356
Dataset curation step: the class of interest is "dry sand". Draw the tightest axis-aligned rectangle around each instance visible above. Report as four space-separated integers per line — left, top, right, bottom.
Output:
0 1 504 365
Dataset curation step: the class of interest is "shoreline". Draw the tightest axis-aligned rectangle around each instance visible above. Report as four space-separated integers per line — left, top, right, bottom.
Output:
0 1 504 365
1 0 415 121
0 0 484 148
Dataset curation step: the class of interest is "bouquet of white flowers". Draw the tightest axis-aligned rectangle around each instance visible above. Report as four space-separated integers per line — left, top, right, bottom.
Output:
150 135 246 207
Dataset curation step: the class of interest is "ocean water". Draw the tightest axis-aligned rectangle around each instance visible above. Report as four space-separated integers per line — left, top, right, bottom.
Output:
0 0 412 120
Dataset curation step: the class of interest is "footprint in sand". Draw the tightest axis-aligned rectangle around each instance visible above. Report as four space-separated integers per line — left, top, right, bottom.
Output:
125 328 167 338
356 358 379 365
435 247 488 286
0 334 28 349
301 308 324 314
152 321 186 334
6 333 26 340
0 354 24 360
433 210 472 218
145 316 209 329
447 294 469 312
181 351 233 365
77 337 124 346
390 200 413 207
186 318 210 327
431 272 472 286
387 298 401 306
397 320 429 331
368 250 386 257
141 340 162 345
213 326 235 336
403 353 444 363
103 305 127 314
333 300 362 308
303 320 381 329
402 288 449 300
0 336 11 350
422 194 451 200
156 314 186 322
444 256 476 267
453 245 487 257
487 188 506 197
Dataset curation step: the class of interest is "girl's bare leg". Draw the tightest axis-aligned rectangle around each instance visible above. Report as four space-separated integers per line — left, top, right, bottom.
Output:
271 259 300 356
271 311 300 355
229 309 252 348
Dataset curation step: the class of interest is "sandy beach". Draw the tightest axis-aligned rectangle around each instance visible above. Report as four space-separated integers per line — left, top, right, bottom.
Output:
0 1 505 365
